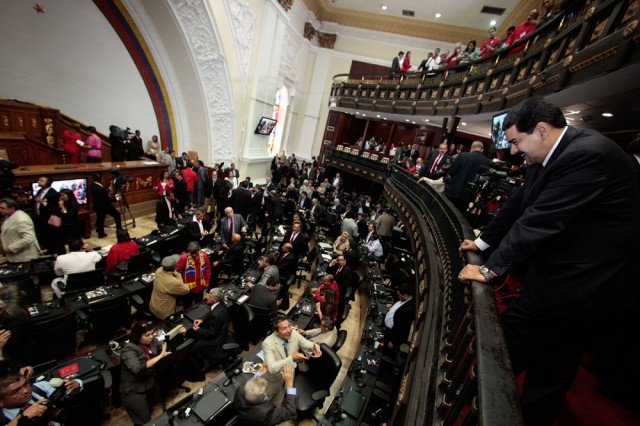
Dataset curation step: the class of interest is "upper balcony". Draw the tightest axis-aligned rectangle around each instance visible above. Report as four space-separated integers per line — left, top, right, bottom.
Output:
329 0 640 120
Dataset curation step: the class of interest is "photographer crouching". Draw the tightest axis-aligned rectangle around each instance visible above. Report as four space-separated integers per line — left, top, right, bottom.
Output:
0 369 82 425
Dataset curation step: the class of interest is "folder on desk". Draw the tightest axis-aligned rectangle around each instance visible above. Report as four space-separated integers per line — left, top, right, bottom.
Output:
192 388 230 422
341 391 366 418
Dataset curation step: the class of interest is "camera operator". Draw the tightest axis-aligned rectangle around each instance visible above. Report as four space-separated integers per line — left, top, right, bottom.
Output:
444 141 493 213
0 371 82 425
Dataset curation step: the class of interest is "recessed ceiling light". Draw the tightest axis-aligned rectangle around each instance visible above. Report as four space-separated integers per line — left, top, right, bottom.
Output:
406 119 410 122
381 5 388 10
377 115 381 118
383 117 387 120
461 122 467 126
601 112 613 117
356 112 360 115
362 114 366 117
425 119 430 122
412 121 416 124
435 13 442 18
490 20 497 26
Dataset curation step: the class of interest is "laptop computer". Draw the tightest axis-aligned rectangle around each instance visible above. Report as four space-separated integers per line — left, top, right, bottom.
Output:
192 389 231 422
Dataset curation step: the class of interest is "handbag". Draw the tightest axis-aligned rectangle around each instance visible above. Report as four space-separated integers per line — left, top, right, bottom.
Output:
47 215 62 227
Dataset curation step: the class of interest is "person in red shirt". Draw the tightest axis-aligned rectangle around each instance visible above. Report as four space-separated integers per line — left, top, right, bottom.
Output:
181 166 198 207
176 241 211 308
156 170 175 197
504 9 540 56
479 27 502 59
313 273 340 306
401 51 412 73
63 123 83 163
106 229 140 274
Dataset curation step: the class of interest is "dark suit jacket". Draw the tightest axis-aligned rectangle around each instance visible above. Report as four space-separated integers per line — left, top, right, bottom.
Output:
444 151 493 202
217 242 245 271
155 197 178 227
186 217 212 240
269 194 284 217
193 302 229 361
422 150 452 178
326 264 353 295
281 230 308 258
90 182 113 212
387 298 416 348
230 188 251 218
219 214 248 245
248 191 264 217
233 381 297 426
247 284 278 314
390 56 402 75
275 252 297 280
297 196 312 210
481 127 640 315
34 186 59 221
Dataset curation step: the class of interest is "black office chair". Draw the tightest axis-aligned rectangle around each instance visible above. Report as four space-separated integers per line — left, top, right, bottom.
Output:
155 338 194 407
296 247 318 287
349 271 364 300
228 304 254 350
30 311 77 364
337 303 350 329
293 343 342 421
64 268 107 295
247 304 275 344
278 274 295 312
1 274 40 305
77 294 132 346
63 370 112 426
114 249 155 280
332 329 347 353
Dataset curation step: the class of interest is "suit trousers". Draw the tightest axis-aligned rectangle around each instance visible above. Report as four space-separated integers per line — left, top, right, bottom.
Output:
501 300 625 426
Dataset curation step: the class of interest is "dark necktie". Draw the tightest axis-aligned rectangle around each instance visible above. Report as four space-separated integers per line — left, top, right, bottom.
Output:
228 217 234 241
283 341 289 356
290 232 297 243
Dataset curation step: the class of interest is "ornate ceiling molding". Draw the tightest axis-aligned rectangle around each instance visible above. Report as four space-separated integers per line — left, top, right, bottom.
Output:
168 0 235 163
226 0 255 89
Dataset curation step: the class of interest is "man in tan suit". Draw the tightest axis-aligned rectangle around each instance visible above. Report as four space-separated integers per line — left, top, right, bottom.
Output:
376 208 396 245
149 254 190 319
0 198 40 263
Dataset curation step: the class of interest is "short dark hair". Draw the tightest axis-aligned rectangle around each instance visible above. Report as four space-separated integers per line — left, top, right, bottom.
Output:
116 229 131 243
502 97 567 134
68 239 84 252
0 373 24 399
129 320 155 344
398 285 413 298
273 315 289 330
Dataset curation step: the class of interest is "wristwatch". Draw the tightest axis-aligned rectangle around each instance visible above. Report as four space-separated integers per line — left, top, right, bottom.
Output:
479 265 497 282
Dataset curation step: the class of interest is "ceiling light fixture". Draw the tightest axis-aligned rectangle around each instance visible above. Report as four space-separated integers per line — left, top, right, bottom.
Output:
381 5 388 10
435 13 442 18
490 19 497 26
461 122 467 126
601 112 613 117
425 119 430 122
377 115 381 118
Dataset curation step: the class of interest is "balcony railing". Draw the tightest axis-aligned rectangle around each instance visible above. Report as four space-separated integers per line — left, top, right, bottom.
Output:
329 0 640 117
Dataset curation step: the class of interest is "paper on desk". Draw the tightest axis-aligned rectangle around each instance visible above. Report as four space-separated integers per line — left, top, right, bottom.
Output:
76 140 85 146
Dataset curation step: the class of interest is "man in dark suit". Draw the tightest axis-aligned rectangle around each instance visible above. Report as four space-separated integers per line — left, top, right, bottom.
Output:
275 242 297 281
458 97 640 426
384 285 415 363
210 233 244 287
91 173 122 238
444 141 493 212
390 51 404 77
186 207 213 244
421 143 452 179
267 190 284 224
309 197 325 223
281 221 308 258
297 191 312 210
230 182 252 219
155 190 180 228
33 176 65 255
247 275 280 315
326 254 352 297
233 364 297 425
188 288 229 381
219 207 247 248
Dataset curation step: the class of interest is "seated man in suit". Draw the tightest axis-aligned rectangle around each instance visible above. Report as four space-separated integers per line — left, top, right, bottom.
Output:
262 316 321 404
210 233 245 287
299 319 338 347
309 197 325 223
187 288 229 381
187 207 213 245
255 255 279 287
219 207 247 248
365 232 384 261
274 243 297 282
51 239 102 298
233 364 297 426
155 190 181 228
247 275 281 314
326 254 353 297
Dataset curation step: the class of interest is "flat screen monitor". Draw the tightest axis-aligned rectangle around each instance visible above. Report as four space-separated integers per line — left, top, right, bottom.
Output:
491 112 510 150
31 178 88 205
254 117 277 135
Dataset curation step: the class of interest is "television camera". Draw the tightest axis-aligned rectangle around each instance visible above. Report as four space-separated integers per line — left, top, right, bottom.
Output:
465 161 521 229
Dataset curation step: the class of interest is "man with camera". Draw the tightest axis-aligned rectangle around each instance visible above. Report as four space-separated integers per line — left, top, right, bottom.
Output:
444 141 493 213
0 371 82 425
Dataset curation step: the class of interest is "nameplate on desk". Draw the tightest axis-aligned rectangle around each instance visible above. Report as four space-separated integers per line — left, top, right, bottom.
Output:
83 287 112 304
140 273 155 285
28 304 51 318
299 303 314 316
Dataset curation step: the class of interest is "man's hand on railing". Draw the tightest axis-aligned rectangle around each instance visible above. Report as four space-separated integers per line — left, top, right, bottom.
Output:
458 264 485 283
458 239 479 255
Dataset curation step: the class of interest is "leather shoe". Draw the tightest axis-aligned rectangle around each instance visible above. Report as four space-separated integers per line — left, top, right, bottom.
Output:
98 233 107 238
